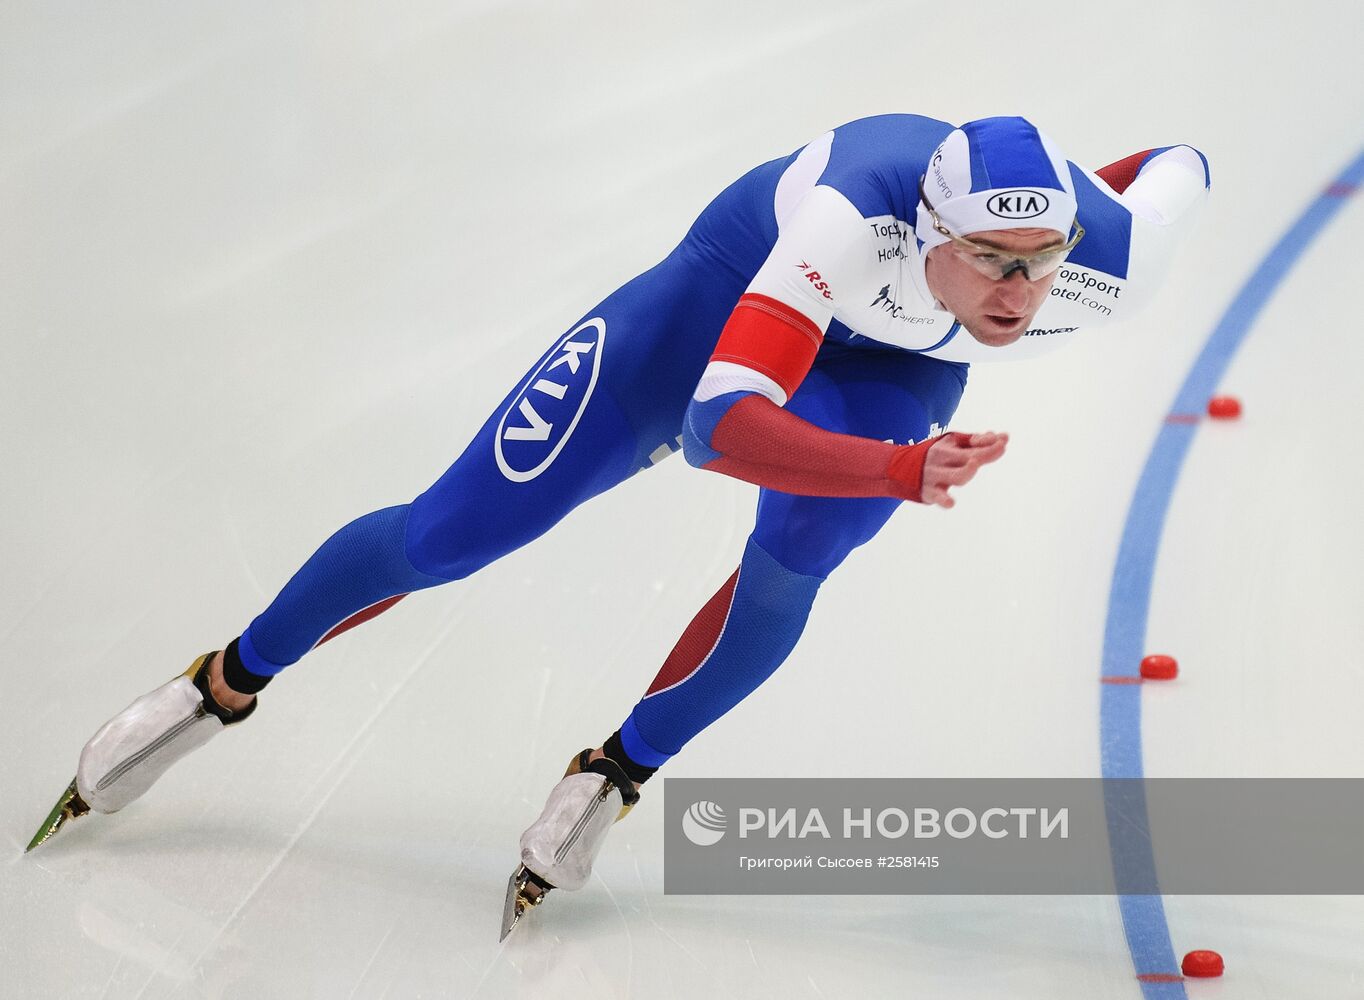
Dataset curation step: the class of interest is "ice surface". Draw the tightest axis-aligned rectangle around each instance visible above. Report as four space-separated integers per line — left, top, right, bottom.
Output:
3 2 1362 997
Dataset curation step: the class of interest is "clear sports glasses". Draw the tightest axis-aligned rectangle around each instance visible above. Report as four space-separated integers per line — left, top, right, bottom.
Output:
918 178 1085 281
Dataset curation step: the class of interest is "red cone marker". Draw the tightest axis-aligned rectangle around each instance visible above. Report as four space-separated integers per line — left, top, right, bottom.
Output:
1182 950 1224 977
1207 396 1242 419
1140 654 1178 680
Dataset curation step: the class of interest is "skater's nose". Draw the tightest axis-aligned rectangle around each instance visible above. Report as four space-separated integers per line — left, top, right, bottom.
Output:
992 271 1032 311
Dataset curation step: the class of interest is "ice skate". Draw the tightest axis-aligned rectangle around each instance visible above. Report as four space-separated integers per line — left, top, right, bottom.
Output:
500 749 640 940
26 652 256 852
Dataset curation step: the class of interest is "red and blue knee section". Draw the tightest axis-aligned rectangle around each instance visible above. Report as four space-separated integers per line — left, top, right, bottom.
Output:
614 535 823 771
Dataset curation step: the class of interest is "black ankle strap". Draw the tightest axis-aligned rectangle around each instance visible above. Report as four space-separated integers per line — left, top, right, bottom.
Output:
602 729 658 785
221 637 273 695
586 756 641 806
192 655 258 726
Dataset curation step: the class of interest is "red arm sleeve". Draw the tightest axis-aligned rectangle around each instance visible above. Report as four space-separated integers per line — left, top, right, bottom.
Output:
706 395 949 501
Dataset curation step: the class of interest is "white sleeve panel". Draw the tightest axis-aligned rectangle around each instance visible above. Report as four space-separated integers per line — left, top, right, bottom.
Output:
774 131 834 227
693 360 788 406
744 184 876 333
1122 146 1208 224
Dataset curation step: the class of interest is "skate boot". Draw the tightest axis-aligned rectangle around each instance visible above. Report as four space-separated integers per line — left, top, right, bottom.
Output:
26 652 256 852
500 749 640 940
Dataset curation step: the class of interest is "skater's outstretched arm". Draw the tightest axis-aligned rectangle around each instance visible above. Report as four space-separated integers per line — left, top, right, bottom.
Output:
681 189 1006 506
689 390 1006 507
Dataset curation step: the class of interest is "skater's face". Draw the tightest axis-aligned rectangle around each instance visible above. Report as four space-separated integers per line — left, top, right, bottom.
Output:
924 227 1065 348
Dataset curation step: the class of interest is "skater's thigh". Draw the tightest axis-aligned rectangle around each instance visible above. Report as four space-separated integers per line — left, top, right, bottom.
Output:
752 345 968 579
406 249 739 580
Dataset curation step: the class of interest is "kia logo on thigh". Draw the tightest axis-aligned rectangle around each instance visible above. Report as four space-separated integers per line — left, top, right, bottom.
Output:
495 317 606 483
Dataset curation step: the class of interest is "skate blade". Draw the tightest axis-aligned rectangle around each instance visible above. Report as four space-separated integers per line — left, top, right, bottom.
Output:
26 778 91 853
500 865 548 941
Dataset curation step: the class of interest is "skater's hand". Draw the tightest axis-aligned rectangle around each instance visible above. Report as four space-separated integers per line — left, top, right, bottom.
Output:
919 431 1009 509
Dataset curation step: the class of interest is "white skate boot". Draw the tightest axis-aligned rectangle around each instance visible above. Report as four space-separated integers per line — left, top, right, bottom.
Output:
26 652 256 851
500 749 641 939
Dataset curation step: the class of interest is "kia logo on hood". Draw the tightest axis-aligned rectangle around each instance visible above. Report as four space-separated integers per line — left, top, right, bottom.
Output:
986 190 1050 219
